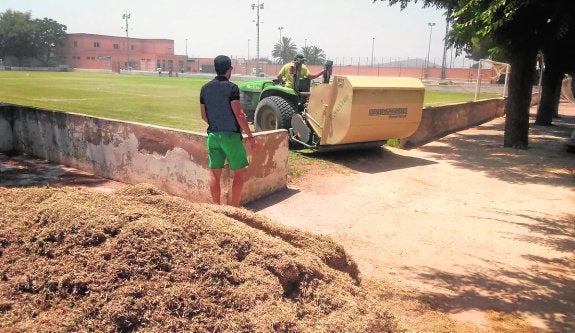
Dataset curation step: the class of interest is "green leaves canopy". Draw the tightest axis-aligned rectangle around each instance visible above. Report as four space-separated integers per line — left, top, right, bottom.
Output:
272 36 297 64
374 0 575 148
0 9 67 66
300 46 326 66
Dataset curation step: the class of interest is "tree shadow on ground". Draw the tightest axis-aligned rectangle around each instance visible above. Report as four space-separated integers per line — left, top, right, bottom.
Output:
247 188 300 212
507 212 575 254
411 212 575 332
0 153 117 189
297 146 437 174
415 111 575 188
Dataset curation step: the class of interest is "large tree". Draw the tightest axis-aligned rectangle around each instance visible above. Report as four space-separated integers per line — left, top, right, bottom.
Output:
300 45 326 66
0 10 35 65
32 17 67 66
374 0 575 148
535 29 575 125
272 36 297 64
0 9 67 66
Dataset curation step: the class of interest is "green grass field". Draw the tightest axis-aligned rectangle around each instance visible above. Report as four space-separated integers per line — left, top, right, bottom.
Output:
0 71 206 131
0 71 499 132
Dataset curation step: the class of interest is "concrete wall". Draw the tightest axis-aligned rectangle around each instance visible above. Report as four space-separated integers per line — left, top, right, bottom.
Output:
0 104 14 152
185 58 495 81
0 104 288 205
402 98 506 148
0 98 510 202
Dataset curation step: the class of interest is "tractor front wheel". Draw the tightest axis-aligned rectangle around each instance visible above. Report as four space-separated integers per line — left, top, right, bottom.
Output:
254 96 296 132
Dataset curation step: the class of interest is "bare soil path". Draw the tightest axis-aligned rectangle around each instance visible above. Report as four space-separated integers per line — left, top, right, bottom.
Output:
248 103 575 332
1 104 573 332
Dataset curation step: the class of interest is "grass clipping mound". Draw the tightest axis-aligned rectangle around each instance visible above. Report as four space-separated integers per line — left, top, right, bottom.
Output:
0 184 397 332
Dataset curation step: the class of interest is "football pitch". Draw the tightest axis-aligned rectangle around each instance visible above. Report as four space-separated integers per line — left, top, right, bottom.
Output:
0 71 499 132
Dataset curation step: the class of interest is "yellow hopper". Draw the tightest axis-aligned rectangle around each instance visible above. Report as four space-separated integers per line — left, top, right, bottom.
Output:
301 76 424 148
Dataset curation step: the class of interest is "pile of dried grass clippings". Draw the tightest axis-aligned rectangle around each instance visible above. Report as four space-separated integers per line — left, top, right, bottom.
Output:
0 184 398 332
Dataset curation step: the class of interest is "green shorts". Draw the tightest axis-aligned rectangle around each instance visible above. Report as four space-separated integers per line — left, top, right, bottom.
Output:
207 132 249 170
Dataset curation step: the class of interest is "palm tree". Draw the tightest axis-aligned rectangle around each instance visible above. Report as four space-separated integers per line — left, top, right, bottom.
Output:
272 37 297 64
300 46 326 65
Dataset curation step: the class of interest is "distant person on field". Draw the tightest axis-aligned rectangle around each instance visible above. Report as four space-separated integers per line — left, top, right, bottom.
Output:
277 53 325 89
200 55 257 207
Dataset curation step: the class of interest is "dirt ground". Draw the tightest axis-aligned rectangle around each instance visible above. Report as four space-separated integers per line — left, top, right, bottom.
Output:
247 103 575 332
1 103 573 332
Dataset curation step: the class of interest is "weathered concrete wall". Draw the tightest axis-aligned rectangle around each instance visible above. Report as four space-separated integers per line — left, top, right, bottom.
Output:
0 104 288 205
402 98 506 148
0 98 509 201
0 104 13 152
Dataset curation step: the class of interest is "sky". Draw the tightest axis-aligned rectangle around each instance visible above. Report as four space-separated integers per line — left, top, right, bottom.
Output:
1 0 469 67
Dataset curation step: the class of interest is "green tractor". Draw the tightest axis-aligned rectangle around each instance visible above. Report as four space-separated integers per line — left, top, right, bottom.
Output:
238 59 425 151
239 58 329 131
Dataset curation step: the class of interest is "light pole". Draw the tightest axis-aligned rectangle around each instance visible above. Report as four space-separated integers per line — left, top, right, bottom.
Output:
278 26 284 42
251 1 264 77
122 11 131 70
371 37 375 67
304 38 307 48
185 38 188 59
247 39 251 75
441 8 451 80
425 22 436 78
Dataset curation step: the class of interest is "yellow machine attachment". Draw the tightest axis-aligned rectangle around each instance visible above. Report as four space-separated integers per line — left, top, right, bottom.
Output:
295 76 424 149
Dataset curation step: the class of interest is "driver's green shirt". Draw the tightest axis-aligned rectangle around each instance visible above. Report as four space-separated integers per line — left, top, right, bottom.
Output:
278 62 310 88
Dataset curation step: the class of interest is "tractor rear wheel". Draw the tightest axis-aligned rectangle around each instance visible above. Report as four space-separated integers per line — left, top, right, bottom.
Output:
254 96 296 131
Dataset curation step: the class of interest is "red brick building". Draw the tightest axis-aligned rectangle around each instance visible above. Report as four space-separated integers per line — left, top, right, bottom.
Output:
64 33 189 73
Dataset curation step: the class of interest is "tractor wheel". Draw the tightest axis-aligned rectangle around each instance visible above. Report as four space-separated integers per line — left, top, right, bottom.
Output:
254 96 296 132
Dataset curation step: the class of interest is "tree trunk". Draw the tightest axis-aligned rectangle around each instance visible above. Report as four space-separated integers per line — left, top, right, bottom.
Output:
535 59 563 125
504 48 538 148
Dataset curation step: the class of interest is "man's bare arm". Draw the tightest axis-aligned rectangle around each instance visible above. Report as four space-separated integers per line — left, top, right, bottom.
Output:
231 100 257 149
200 104 208 124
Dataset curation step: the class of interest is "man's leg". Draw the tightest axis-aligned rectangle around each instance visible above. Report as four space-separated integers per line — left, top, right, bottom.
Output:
231 168 247 207
209 168 223 204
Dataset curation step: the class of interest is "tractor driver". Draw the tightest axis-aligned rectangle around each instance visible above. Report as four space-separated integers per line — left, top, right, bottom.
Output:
277 53 325 89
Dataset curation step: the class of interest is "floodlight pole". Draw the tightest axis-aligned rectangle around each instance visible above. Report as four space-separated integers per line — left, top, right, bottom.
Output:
441 9 451 80
122 11 131 70
247 39 250 75
251 1 264 77
426 22 435 78
371 37 375 67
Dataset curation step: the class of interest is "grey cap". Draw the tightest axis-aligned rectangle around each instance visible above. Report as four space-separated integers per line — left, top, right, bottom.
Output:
293 53 305 61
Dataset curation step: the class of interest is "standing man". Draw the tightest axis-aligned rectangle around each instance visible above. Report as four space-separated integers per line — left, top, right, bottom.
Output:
277 53 325 89
200 55 257 207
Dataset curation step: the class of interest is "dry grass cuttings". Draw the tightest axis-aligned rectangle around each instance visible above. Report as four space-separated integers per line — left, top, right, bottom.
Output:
0 184 399 332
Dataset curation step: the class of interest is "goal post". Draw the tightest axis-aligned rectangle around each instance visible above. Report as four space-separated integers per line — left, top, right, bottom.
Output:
561 75 575 104
474 59 510 101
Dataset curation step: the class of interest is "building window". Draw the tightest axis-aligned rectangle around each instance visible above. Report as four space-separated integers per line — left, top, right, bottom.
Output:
73 41 78 47
86 57 90 60
94 42 100 48
113 44 119 49
130 45 134 51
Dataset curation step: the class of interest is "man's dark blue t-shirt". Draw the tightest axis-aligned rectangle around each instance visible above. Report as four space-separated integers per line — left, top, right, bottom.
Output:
200 75 241 133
